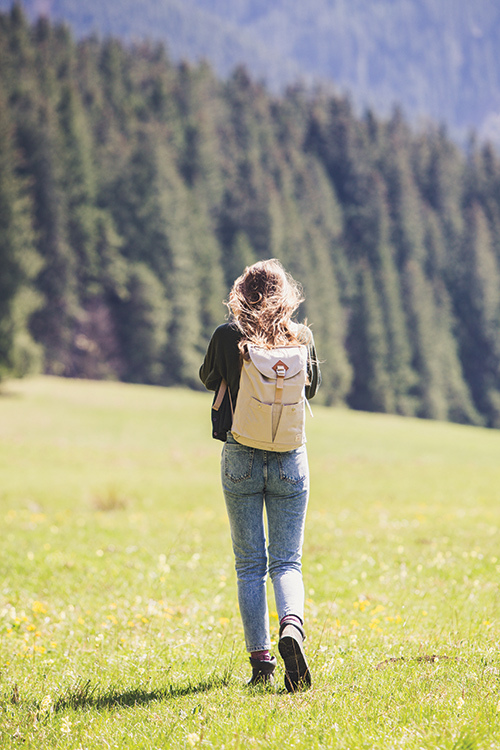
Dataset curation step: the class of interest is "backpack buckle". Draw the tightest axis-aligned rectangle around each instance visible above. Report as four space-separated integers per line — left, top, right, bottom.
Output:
272 360 289 379
273 360 288 404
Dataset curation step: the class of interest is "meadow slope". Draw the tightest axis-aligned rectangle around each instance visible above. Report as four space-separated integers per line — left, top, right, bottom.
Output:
1 377 499 749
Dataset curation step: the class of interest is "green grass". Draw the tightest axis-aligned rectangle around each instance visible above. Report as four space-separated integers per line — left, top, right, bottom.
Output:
1 376 500 749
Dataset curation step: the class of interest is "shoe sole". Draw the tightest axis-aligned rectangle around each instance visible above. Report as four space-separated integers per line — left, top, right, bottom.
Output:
278 631 312 693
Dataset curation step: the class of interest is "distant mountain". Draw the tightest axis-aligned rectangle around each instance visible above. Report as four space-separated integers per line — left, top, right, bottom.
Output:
1 0 500 142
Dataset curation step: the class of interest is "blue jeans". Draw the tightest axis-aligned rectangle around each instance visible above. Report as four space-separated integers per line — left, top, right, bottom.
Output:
221 432 309 652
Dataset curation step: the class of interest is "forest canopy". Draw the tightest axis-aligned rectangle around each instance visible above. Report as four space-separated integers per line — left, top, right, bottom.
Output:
3 0 500 142
2 6 500 427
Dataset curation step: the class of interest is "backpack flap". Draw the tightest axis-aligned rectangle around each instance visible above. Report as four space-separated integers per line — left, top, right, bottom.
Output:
247 345 307 380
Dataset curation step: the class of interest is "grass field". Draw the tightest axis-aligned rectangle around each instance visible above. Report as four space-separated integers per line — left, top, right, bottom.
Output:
1 376 500 749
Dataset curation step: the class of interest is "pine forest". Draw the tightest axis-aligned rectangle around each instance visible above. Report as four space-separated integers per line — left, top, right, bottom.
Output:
2 6 500 428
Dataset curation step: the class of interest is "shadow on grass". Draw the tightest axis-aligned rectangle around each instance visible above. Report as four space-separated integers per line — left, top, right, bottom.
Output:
49 674 231 713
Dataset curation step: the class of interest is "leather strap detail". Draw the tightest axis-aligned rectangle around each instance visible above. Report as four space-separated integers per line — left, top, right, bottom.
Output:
212 379 227 411
273 360 288 405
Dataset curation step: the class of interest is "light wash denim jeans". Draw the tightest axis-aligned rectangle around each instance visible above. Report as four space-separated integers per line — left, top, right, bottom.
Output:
221 432 309 652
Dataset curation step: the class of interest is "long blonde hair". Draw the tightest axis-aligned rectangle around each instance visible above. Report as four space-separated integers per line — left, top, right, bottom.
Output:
226 259 305 353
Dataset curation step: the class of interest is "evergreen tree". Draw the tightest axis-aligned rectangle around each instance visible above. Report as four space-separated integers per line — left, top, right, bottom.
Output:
20 100 79 376
455 203 500 425
57 81 100 296
402 259 452 421
176 60 225 209
347 263 392 413
300 226 352 405
0 88 42 379
112 262 169 384
227 231 256 283
364 173 416 414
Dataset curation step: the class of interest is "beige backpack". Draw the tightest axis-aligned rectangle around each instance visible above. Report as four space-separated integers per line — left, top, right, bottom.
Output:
231 344 309 452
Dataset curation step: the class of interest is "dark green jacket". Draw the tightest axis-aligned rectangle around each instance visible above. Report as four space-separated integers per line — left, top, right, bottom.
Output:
199 322 321 410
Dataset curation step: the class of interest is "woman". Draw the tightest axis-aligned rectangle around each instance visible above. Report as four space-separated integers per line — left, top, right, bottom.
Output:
199 259 321 691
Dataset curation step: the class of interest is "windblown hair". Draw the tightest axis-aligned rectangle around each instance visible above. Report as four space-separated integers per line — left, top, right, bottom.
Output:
226 259 305 354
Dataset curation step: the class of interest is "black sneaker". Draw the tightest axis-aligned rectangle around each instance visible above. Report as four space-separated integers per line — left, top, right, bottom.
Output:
278 622 312 692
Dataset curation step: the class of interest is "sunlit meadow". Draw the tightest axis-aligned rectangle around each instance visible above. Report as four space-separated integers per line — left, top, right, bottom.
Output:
1 376 500 749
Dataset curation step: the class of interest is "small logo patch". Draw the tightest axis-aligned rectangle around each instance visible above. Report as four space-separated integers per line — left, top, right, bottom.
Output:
272 360 289 373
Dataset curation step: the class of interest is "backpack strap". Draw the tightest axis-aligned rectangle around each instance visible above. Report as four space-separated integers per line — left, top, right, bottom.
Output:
272 360 289 405
213 378 233 417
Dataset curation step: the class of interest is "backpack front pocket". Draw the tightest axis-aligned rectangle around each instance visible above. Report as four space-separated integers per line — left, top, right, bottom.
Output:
242 397 273 444
274 401 305 447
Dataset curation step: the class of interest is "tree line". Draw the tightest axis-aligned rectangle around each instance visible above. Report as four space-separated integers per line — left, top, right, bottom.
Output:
6 0 500 141
1 6 500 427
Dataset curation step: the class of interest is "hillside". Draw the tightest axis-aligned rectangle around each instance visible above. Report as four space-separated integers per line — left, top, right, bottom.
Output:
2 8 500 428
2 375 500 747
1 0 500 142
